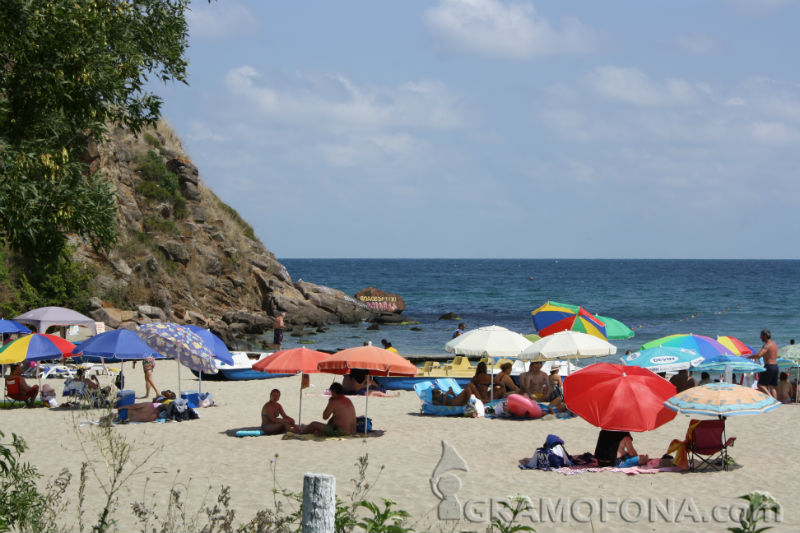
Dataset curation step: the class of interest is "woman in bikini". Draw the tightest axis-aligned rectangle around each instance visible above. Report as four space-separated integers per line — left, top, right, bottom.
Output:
142 355 160 399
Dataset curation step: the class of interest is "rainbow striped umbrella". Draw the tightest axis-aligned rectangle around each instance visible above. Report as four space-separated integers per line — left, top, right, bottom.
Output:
642 334 734 358
531 301 607 340
0 333 76 364
716 336 753 356
665 382 780 417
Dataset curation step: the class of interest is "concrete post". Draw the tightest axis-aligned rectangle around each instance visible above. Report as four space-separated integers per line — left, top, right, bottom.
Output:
302 473 336 533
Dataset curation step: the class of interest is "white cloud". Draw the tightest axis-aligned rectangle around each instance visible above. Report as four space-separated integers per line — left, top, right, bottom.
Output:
223 66 465 131
726 97 746 106
586 66 700 106
185 120 226 142
752 121 800 144
676 34 718 56
188 1 260 39
423 0 597 59
319 133 428 169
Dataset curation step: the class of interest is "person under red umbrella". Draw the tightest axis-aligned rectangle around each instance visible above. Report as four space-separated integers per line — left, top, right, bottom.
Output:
564 363 677 467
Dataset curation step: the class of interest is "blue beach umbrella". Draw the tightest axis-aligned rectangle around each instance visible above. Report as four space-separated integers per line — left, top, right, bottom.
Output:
621 346 704 374
665 382 780 417
73 329 163 361
184 325 234 366
0 319 31 335
138 322 217 394
693 354 765 374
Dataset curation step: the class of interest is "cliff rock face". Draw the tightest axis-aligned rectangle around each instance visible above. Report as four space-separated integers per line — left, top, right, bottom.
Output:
74 122 375 348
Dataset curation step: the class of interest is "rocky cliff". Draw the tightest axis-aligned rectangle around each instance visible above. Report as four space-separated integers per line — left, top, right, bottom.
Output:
73 122 377 348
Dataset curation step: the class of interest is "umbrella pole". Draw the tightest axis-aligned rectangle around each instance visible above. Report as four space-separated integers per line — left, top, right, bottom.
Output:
199 372 202 395
364 379 370 437
178 362 182 396
298 374 304 426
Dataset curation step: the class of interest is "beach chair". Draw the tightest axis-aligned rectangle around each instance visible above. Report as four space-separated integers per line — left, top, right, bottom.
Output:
414 381 436 404
4 376 37 407
687 418 736 472
420 361 440 375
39 363 77 380
435 378 463 396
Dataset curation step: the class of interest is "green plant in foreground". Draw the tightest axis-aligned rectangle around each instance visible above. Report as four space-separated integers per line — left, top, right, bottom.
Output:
354 498 412 533
487 495 535 533
728 491 781 533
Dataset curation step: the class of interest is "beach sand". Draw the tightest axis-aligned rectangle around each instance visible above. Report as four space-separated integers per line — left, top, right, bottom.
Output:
3 360 796 532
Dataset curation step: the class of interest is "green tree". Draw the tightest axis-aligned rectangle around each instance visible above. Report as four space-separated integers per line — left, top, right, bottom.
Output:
0 0 193 268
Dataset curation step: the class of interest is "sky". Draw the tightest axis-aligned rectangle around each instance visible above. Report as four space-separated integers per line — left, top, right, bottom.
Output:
153 0 800 259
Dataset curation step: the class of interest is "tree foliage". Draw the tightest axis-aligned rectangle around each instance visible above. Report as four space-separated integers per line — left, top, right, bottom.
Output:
0 0 191 267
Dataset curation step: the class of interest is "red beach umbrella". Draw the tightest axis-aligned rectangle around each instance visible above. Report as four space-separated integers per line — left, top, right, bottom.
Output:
318 345 417 436
252 347 330 426
563 362 677 432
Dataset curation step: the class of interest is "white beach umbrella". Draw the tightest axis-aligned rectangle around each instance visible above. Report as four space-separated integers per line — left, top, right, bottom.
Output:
444 325 533 358
445 325 532 402
519 330 617 362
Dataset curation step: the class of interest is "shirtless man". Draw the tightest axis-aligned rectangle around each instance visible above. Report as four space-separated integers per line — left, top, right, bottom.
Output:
261 389 298 434
273 312 286 350
750 329 779 398
518 361 549 401
302 382 356 436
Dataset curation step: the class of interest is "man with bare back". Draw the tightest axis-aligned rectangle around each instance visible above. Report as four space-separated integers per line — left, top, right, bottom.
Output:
302 382 356 437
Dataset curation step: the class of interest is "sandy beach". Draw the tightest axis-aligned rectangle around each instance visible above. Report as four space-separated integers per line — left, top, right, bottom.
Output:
3 359 796 532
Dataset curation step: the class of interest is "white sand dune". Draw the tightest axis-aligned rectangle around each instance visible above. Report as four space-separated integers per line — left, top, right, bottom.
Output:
3 359 796 532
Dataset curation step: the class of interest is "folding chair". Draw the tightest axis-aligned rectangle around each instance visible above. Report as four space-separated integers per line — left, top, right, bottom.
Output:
688 418 736 472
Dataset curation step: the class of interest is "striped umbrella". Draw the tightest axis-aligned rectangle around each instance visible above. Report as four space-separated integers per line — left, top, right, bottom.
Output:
595 315 634 340
716 336 753 356
531 301 608 340
665 382 780 417
694 354 764 374
642 334 734 358
0 333 76 364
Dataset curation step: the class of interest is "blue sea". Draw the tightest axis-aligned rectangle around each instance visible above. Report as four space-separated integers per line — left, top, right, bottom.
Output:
278 259 800 357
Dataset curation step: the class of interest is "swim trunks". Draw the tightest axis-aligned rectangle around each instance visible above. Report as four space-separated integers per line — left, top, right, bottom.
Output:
273 328 284 345
759 364 779 387
324 422 349 437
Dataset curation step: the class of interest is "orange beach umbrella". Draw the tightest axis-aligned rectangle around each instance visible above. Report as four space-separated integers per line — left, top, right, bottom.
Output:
253 347 330 425
318 345 418 376
318 345 417 436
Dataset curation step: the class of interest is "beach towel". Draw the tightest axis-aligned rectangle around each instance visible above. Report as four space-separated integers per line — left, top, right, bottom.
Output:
666 419 702 470
282 430 385 441
520 456 683 475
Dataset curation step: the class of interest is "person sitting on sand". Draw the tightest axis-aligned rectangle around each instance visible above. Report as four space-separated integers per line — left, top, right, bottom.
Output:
492 362 519 399
470 361 492 402
594 429 648 467
5 364 39 407
777 372 794 404
260 389 298 434
669 369 696 393
519 361 549 401
302 382 356 437
546 367 568 413
342 369 398 397
123 402 168 422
